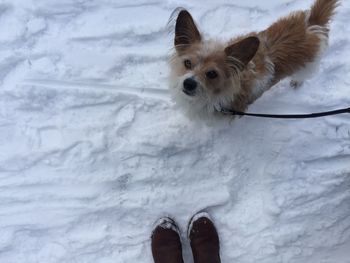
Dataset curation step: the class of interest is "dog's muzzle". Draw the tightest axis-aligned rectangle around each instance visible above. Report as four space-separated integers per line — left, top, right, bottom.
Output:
183 78 197 96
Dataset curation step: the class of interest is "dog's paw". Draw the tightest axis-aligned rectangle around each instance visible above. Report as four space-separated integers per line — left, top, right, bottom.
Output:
290 80 303 88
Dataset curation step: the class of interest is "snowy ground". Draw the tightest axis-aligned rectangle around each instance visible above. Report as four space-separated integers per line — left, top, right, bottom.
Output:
0 0 350 262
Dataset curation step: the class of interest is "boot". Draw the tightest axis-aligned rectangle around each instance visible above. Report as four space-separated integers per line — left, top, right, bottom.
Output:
188 212 221 263
151 217 184 263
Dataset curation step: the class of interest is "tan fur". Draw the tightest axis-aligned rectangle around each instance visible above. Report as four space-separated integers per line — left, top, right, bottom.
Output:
262 12 321 80
309 0 340 26
169 0 339 119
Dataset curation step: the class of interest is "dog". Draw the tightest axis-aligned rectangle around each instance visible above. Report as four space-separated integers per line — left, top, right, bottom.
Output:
169 0 339 120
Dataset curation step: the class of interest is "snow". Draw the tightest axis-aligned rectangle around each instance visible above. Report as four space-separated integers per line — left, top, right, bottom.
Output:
0 0 349 262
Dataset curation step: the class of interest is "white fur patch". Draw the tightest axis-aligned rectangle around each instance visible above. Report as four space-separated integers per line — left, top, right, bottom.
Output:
291 25 329 84
251 56 275 100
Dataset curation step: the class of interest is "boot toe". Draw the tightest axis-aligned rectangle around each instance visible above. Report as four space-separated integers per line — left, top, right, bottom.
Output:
151 217 184 263
188 212 221 263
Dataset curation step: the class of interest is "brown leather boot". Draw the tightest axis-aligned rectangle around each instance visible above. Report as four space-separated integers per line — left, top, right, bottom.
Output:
151 217 184 263
188 212 221 263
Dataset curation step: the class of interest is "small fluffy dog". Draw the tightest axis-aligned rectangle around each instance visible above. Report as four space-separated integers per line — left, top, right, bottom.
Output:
169 0 339 120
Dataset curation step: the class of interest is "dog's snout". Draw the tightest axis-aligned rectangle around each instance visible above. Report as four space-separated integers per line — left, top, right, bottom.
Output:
184 78 197 91
183 78 197 95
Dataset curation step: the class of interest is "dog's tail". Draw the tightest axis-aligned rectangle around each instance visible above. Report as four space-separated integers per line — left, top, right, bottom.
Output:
308 0 340 26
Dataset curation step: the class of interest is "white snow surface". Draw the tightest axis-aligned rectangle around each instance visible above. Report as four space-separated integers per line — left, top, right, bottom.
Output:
0 0 350 262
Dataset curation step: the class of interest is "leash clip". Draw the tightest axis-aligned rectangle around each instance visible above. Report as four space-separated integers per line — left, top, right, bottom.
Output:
220 108 237 115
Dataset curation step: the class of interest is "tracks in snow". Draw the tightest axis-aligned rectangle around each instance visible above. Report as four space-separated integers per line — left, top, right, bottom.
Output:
22 79 170 101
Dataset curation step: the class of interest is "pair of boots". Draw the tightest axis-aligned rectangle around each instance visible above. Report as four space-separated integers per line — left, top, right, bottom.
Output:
151 212 221 263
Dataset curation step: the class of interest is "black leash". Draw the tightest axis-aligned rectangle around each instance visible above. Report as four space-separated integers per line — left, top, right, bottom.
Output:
221 107 350 119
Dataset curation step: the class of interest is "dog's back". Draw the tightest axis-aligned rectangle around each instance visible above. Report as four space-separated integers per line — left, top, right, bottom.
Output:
261 0 339 83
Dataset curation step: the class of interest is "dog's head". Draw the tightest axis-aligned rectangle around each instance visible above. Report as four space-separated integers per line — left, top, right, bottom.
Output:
169 10 260 119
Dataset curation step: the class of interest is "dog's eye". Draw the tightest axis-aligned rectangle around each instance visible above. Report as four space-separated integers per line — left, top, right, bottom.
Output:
184 59 192 69
206 70 218 79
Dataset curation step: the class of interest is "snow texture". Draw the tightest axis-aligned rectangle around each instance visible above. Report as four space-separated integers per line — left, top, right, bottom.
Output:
0 0 349 262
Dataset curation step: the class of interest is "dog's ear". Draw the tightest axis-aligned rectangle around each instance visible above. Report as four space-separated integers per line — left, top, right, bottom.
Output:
225 36 260 71
175 10 201 50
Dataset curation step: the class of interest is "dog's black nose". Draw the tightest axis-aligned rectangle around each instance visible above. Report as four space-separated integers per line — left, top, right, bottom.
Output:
183 78 197 95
